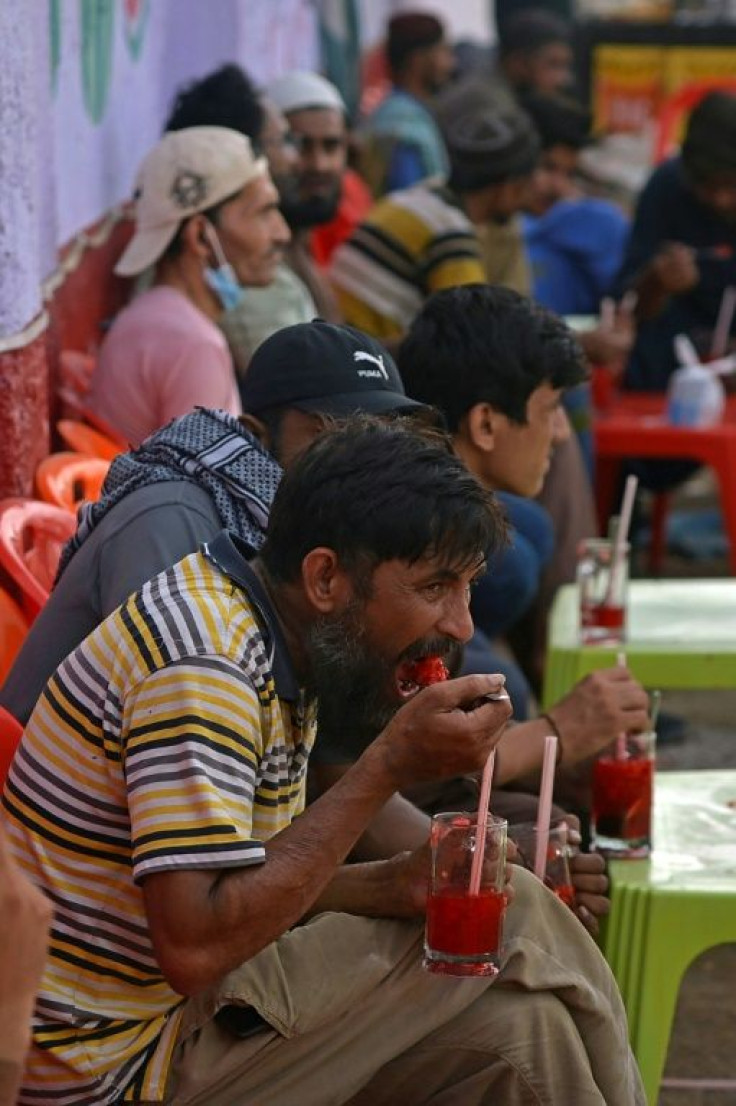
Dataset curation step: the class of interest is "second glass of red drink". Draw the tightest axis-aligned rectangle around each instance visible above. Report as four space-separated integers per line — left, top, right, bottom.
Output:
577 537 630 646
591 731 656 857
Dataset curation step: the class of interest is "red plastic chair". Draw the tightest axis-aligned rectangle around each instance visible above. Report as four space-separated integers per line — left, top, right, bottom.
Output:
35 452 110 512
56 419 124 462
594 394 736 574
0 704 23 787
0 587 29 685
0 499 78 622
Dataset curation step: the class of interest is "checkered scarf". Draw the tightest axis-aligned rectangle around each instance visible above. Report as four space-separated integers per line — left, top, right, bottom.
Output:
56 408 282 580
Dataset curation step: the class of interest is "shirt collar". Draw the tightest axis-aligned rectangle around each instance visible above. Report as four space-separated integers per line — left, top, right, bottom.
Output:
202 530 300 701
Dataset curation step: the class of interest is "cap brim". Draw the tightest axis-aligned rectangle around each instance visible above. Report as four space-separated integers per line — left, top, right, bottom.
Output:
295 390 430 418
114 223 179 277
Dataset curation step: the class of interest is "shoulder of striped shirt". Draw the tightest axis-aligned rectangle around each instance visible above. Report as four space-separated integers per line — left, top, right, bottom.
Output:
374 186 474 236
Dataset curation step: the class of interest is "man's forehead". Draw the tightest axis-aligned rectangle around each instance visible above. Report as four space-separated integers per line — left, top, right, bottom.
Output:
287 106 346 135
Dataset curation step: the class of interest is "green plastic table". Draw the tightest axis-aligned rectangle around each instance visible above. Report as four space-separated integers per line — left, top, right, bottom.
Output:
601 770 736 1105
542 580 736 708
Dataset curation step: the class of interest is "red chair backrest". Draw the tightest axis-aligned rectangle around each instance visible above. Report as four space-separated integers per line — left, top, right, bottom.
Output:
0 587 29 685
0 499 78 622
36 452 110 512
56 419 124 462
0 704 23 787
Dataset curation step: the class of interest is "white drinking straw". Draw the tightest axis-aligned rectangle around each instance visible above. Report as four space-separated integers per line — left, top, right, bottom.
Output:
605 473 638 605
469 749 496 896
674 333 700 368
533 734 558 880
711 285 736 360
615 652 628 761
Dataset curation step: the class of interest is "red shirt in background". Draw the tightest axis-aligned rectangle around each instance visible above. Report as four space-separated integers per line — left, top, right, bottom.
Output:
311 169 373 269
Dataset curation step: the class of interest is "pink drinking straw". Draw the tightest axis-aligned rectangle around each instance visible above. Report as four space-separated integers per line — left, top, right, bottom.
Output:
469 749 496 896
615 651 628 761
533 734 558 880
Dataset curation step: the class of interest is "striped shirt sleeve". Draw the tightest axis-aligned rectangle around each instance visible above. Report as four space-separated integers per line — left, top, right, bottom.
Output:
122 656 267 882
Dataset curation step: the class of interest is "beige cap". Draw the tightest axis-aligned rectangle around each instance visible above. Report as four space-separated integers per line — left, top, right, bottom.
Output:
115 125 267 277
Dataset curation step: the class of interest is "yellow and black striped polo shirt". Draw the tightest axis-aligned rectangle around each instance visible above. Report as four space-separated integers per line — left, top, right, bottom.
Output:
3 533 316 1105
329 181 486 339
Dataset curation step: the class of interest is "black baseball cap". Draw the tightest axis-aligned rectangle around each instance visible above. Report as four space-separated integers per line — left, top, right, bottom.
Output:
240 319 429 417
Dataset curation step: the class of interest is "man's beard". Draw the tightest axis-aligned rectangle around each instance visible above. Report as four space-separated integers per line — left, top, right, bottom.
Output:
306 600 463 760
280 186 341 230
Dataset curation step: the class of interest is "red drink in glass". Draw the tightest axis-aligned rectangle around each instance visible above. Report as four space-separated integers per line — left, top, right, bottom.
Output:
591 752 653 857
577 538 629 646
425 888 506 976
581 602 625 634
554 883 576 908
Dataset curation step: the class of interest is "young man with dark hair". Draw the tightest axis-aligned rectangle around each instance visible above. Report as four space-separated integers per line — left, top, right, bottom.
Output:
360 11 454 195
166 63 265 139
395 284 649 801
87 126 290 445
4 417 644 1105
618 89 736 393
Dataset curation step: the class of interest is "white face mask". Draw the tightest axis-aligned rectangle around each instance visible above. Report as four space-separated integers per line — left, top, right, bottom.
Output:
202 223 245 313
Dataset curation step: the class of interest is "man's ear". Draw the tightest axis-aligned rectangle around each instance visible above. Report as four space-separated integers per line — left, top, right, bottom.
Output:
181 214 210 261
301 548 352 614
464 402 499 454
239 413 269 449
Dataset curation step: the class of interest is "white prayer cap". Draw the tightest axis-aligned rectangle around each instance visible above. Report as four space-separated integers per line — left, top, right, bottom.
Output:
266 70 346 116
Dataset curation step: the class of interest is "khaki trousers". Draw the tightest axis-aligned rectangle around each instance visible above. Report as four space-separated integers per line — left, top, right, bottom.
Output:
160 868 644 1106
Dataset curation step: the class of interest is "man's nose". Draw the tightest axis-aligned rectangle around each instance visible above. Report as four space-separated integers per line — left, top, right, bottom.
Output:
273 209 291 245
436 592 474 645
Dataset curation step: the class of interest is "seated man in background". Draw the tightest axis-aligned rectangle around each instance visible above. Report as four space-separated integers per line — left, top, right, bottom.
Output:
87 126 289 446
330 107 540 340
434 9 575 127
3 418 644 1105
165 64 317 375
359 11 453 196
520 89 633 478
618 89 736 394
265 69 356 320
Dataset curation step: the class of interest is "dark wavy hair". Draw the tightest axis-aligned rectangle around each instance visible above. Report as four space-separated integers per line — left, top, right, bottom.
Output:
165 64 264 143
260 416 506 584
398 284 587 432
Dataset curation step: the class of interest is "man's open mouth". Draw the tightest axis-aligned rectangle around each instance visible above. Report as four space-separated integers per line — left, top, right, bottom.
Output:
395 655 449 698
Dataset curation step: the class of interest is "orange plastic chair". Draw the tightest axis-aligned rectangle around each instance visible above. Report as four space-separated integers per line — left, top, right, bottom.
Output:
0 587 28 684
56 419 124 462
35 452 110 512
0 703 23 786
0 499 78 622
